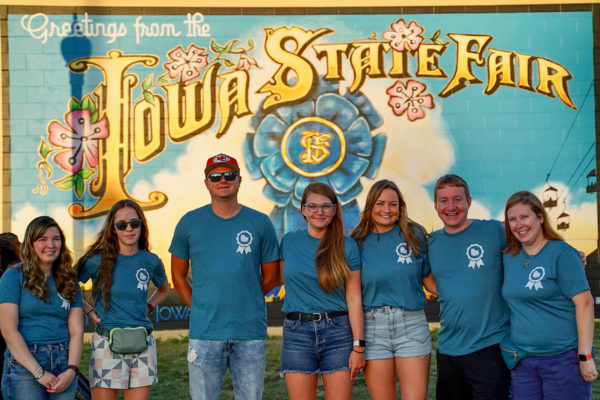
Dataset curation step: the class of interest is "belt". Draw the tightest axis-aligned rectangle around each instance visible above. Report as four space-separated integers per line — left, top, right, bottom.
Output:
285 311 347 321
95 325 152 337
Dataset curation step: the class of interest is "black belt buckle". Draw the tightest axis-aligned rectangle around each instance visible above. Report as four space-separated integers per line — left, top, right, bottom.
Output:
312 313 323 321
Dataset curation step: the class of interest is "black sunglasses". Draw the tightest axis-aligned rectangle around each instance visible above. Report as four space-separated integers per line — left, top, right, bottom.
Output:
114 219 142 231
207 171 239 182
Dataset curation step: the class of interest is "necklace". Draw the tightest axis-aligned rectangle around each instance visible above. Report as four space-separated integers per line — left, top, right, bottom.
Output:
523 252 534 269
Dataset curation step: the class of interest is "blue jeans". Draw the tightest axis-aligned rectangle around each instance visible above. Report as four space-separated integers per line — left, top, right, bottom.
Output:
187 339 265 400
1 342 77 400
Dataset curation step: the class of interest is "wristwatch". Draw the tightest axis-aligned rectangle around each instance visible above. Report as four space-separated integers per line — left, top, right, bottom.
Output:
578 347 595 361
353 339 366 347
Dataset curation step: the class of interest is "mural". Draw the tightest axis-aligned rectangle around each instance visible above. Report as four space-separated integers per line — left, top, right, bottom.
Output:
7 11 597 304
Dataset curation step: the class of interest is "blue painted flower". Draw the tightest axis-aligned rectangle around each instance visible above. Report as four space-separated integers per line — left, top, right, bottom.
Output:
243 78 386 235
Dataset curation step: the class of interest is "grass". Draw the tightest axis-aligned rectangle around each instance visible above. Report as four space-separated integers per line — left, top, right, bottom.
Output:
80 325 600 399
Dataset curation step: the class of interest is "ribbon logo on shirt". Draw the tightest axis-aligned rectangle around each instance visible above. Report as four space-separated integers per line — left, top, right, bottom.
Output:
395 243 413 263
526 266 545 291
136 268 150 291
236 230 253 254
466 244 485 269
57 293 69 310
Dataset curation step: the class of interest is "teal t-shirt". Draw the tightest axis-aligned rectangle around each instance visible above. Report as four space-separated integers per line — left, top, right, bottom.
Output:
428 219 509 356
360 226 429 311
78 250 167 330
502 240 589 355
280 230 361 313
0 266 82 345
169 205 279 340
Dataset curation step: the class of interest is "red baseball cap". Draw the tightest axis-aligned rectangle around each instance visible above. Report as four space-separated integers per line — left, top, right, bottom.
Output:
204 153 240 175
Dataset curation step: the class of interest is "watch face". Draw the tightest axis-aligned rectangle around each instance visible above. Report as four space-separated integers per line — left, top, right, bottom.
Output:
579 354 590 361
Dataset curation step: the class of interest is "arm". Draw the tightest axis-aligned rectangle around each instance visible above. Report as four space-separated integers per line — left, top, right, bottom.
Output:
171 255 192 308
260 260 282 294
0 303 58 389
572 290 597 382
345 269 365 380
82 301 101 324
148 281 169 312
422 273 437 297
48 306 83 393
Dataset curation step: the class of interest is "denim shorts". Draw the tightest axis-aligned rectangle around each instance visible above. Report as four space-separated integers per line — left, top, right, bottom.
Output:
364 306 431 360
281 314 352 375
2 342 78 400
511 349 592 400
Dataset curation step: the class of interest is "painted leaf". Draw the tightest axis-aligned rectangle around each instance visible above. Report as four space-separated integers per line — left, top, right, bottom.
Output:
223 39 238 54
223 59 234 67
79 168 94 179
432 29 441 40
69 98 81 111
210 39 224 53
87 96 96 115
158 76 169 83
40 161 52 177
54 174 77 190
90 111 99 124
142 74 153 91
75 175 84 198
143 91 154 104
247 38 254 50
81 95 90 111
38 138 50 159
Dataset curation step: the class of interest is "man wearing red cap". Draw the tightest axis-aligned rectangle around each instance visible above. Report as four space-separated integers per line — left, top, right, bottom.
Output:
169 153 280 400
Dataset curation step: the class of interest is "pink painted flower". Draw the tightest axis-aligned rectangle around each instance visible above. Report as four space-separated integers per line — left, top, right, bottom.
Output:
164 44 209 82
382 19 424 52
387 80 434 121
236 53 257 71
47 109 108 173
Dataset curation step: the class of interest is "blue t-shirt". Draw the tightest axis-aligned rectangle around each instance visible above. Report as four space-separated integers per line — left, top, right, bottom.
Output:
360 226 430 311
502 240 589 355
280 230 361 313
0 266 82 345
428 219 509 356
169 205 279 340
78 250 167 330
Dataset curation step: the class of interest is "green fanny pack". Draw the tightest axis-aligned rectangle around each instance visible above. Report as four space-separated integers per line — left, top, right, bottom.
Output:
107 326 149 354
500 335 529 370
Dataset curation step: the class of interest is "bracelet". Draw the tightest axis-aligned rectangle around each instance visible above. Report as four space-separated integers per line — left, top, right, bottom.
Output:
33 367 44 380
352 349 365 354
85 307 95 316
66 364 79 374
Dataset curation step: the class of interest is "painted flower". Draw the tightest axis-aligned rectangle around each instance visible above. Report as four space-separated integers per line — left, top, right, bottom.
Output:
236 53 258 71
244 78 386 234
382 19 424 52
47 109 108 173
387 80 434 121
164 44 209 82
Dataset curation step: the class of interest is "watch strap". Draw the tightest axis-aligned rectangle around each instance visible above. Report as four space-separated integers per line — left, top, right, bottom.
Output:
353 339 366 347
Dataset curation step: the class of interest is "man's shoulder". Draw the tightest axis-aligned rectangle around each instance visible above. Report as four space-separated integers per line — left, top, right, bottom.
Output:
240 205 270 220
179 205 210 221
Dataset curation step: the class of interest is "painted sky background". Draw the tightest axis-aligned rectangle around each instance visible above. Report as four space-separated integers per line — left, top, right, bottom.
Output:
7 11 597 281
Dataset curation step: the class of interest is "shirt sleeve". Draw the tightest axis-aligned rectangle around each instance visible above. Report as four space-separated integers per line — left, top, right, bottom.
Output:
72 286 83 308
345 238 362 271
279 234 288 261
169 214 190 260
421 246 431 277
260 215 280 264
78 253 101 284
0 267 21 304
152 256 168 287
556 245 590 299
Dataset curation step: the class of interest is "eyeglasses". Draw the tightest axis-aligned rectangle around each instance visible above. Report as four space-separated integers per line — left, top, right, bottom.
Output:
303 203 335 214
207 172 239 182
114 219 142 231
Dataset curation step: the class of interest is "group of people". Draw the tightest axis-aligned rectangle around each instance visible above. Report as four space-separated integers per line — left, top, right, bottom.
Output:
0 151 595 400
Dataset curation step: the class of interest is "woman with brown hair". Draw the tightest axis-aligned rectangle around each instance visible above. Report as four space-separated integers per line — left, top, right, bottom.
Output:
351 179 434 400
0 216 83 400
76 200 168 400
502 191 595 399
279 182 364 400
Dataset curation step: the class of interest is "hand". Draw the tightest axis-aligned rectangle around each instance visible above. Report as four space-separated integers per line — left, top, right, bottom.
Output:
87 310 101 324
348 348 365 380
579 359 598 383
47 369 76 393
36 371 58 390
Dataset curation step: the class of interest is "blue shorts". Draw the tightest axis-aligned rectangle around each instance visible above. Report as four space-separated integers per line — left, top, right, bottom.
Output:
364 306 431 360
511 349 592 400
281 314 352 376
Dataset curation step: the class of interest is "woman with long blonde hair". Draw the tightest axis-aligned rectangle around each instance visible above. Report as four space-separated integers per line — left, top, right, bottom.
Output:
351 180 434 400
0 216 83 400
76 200 168 400
280 182 364 400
